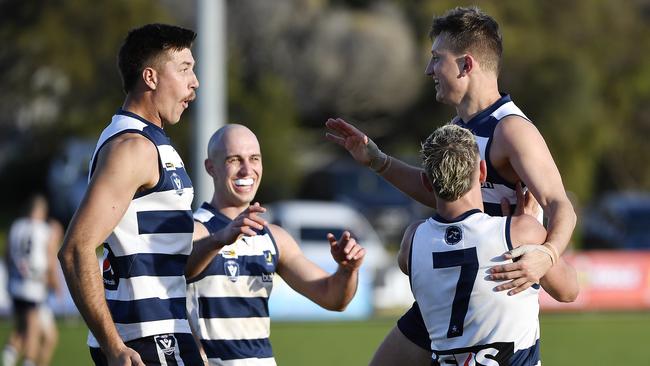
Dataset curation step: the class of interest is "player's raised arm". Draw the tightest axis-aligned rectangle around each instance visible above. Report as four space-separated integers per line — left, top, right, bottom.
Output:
489 117 577 294
271 224 365 311
326 118 437 208
58 135 155 365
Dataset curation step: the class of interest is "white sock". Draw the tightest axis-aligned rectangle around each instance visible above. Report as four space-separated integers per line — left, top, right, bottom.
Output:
2 344 18 366
23 359 36 366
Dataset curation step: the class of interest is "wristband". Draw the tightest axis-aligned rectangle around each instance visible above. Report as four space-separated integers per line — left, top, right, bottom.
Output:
375 155 392 174
542 243 559 265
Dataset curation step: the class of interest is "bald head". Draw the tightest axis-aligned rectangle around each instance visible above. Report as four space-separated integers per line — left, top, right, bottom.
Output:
207 124 259 161
205 124 262 212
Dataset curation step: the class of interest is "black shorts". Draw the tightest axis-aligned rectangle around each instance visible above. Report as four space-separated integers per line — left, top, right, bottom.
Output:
11 297 38 315
397 301 432 351
89 333 202 366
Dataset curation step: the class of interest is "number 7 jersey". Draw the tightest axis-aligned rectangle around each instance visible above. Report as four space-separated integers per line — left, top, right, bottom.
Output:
409 209 541 366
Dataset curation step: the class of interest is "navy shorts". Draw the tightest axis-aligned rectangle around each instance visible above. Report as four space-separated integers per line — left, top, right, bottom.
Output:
12 297 38 314
397 301 432 351
89 333 202 365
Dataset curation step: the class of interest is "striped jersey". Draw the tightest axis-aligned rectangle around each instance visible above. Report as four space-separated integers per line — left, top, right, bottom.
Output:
87 110 194 347
7 218 51 303
188 202 279 366
454 94 542 222
409 209 540 366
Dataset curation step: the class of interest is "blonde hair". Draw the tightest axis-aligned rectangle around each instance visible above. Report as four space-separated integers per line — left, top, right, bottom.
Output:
421 124 479 201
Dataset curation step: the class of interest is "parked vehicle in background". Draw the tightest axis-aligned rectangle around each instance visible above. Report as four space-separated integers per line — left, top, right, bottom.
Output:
263 200 392 320
299 158 433 246
581 191 650 250
46 138 94 225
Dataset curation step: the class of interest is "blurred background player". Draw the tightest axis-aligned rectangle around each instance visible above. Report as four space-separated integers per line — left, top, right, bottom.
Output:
400 124 577 364
3 194 63 366
185 124 366 365
325 6 576 364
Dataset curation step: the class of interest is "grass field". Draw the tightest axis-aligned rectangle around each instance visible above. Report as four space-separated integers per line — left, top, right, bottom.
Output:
2 312 649 365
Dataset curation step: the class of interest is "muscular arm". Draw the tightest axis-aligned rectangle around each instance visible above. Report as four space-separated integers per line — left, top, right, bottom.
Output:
496 117 576 256
488 117 577 294
57 134 157 360
272 225 365 311
507 215 578 302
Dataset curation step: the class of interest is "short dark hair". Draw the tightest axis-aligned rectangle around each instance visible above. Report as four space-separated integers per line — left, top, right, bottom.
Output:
429 7 502 74
118 23 197 94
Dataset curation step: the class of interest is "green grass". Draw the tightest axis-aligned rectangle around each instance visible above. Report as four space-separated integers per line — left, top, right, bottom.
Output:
2 313 649 365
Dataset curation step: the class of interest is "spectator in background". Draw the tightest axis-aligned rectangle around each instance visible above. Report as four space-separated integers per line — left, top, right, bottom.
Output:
3 194 63 366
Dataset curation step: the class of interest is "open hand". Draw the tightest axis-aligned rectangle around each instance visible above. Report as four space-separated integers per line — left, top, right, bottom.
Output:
325 118 382 167
489 245 553 295
328 231 365 271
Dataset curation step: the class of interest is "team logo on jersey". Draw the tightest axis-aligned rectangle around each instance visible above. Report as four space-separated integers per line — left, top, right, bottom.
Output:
170 172 184 195
444 226 463 245
101 245 119 290
263 250 274 266
224 260 240 282
154 334 177 356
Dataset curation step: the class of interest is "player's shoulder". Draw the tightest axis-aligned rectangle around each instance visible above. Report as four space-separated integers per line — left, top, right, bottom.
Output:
509 214 546 247
496 114 540 136
98 132 157 164
493 115 546 153
266 224 294 245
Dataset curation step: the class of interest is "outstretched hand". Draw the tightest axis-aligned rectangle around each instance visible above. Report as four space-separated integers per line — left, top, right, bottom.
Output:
325 118 383 168
328 231 365 271
213 202 267 245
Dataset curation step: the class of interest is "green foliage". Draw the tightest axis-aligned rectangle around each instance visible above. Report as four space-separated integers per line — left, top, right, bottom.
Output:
0 0 176 215
2 0 650 225
227 50 303 203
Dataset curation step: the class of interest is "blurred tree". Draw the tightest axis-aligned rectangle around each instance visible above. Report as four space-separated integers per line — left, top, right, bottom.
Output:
0 0 178 221
2 0 650 240
227 47 304 203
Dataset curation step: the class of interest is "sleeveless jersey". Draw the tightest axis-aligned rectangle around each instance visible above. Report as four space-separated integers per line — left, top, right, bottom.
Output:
188 202 279 366
409 209 540 366
7 218 51 303
87 110 194 347
454 94 542 222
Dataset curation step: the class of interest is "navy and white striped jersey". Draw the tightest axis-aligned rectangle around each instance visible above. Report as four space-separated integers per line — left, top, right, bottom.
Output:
454 94 542 221
87 110 194 347
409 209 540 366
188 202 279 366
7 218 51 303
